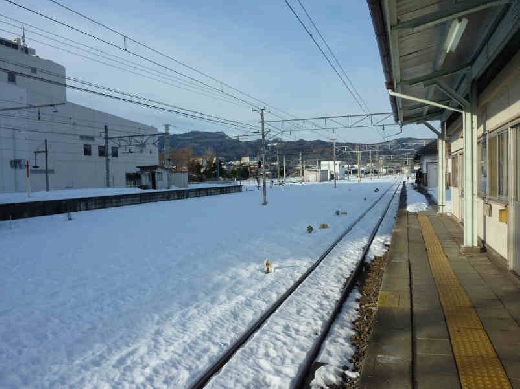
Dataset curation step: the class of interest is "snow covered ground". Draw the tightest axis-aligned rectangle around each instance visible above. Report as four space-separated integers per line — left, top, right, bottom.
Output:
1 177 399 389
428 187 452 214
406 183 430 212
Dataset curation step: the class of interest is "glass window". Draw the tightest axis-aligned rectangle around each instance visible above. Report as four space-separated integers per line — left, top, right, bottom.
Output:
111 146 118 158
98 145 106 157
7 71 16 83
452 154 459 187
498 131 508 198
488 130 508 200
516 126 520 202
83 144 92 156
478 139 487 196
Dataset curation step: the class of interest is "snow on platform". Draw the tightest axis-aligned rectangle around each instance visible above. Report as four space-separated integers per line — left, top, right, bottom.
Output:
0 183 236 205
0 177 398 389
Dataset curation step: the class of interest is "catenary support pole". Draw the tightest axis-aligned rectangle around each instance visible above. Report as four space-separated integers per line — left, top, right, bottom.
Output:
104 125 110 188
164 124 170 188
44 139 49 191
357 145 361 182
300 151 303 183
332 139 337 188
283 155 286 182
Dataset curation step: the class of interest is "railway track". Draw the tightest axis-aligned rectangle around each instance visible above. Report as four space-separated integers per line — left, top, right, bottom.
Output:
189 180 404 389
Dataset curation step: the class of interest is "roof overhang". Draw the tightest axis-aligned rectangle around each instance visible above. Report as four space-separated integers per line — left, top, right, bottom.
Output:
367 0 520 138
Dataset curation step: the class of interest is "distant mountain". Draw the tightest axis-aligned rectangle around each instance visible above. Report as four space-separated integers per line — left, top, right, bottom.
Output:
159 131 434 164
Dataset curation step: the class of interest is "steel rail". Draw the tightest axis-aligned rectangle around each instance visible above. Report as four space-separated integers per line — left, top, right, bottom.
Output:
293 180 404 388
189 179 401 389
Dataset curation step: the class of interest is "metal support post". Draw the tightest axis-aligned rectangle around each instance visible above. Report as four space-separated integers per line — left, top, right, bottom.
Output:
104 125 110 188
332 139 337 188
283 155 286 182
369 149 373 180
276 149 280 184
253 108 267 205
300 151 303 183
357 145 361 182
44 139 49 191
164 124 170 188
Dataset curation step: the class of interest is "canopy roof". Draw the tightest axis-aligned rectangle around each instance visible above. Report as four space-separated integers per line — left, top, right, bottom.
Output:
367 0 520 136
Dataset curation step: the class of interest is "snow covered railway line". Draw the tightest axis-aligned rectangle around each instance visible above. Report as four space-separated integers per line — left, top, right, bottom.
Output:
191 181 402 389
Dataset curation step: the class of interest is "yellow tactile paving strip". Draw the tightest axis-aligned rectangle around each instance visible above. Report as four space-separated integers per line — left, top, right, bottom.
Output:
417 212 512 389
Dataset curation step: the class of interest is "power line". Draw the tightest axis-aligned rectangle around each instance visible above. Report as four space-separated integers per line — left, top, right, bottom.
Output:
5 1 354 142
295 0 371 114
283 0 367 114
0 62 260 135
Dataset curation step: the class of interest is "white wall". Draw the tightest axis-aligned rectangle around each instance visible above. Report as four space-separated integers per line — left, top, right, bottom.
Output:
0 38 158 193
447 50 520 263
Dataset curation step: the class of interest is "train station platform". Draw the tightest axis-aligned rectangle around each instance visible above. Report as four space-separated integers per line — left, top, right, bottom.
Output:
359 195 520 389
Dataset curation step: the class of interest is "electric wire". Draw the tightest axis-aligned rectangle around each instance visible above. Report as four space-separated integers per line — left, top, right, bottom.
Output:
3 2 356 142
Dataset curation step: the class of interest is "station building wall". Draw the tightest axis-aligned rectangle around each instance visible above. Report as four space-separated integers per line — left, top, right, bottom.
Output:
449 50 520 263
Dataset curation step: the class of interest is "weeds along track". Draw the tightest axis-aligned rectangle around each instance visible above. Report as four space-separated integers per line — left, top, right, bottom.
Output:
189 180 403 389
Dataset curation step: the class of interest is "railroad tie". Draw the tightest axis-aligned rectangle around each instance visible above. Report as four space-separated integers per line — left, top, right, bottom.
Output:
417 212 512 389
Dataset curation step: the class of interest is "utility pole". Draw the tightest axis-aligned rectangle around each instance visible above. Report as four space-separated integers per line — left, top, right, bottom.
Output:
34 140 49 191
164 124 170 188
369 149 373 180
332 139 337 188
104 125 110 188
283 155 286 182
357 145 361 183
44 139 49 191
276 149 280 185
300 151 303 183
253 108 267 205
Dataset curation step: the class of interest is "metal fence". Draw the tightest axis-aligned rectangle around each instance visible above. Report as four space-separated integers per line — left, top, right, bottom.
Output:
0 185 242 220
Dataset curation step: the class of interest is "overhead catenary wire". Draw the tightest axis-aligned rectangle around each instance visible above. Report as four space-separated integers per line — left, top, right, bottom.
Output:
295 0 371 114
2 2 356 142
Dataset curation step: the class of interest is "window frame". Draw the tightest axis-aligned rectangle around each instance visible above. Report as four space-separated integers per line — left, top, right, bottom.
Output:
487 129 509 202
98 145 106 157
83 144 92 156
7 71 16 83
111 146 118 158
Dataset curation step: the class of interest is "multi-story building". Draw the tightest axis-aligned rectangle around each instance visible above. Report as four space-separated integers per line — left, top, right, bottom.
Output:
0 35 159 193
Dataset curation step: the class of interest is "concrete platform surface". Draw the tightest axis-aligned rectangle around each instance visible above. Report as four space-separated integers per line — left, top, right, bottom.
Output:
360 205 520 389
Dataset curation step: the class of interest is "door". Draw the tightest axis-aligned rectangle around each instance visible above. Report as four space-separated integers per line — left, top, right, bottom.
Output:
510 125 520 273
427 162 438 188
151 172 157 189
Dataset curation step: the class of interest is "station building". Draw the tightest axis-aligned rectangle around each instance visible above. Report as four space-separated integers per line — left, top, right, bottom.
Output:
0 35 159 193
368 0 520 273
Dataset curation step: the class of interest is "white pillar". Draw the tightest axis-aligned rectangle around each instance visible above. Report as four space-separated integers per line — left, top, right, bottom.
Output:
437 124 446 214
462 83 478 248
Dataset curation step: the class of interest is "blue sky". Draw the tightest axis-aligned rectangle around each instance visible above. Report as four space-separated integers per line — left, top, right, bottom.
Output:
1 0 435 143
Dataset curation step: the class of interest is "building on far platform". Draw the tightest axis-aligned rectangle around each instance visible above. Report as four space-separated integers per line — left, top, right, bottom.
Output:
0 35 159 193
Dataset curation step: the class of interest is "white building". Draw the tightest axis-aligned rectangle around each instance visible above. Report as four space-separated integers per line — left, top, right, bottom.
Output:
0 36 159 193
320 161 345 181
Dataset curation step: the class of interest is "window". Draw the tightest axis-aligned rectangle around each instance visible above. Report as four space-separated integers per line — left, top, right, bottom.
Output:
478 139 487 196
30 67 37 74
7 71 16 83
451 154 459 187
488 130 508 200
516 125 520 201
98 145 106 157
157 172 163 181
111 146 118 158
83 144 92 156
